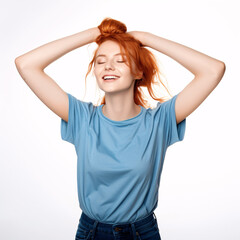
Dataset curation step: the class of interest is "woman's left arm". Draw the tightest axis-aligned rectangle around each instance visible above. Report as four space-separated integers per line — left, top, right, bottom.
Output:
129 31 226 124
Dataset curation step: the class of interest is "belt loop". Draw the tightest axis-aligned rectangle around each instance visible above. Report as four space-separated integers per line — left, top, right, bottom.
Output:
130 223 137 240
153 212 158 225
91 220 99 239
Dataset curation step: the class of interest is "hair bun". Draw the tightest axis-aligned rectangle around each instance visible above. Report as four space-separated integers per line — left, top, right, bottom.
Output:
97 18 127 36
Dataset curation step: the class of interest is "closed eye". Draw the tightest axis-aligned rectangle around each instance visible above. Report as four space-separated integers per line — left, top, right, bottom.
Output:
97 61 125 64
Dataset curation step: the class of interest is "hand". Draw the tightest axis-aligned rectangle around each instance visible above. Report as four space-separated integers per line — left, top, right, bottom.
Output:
128 31 147 46
90 27 101 42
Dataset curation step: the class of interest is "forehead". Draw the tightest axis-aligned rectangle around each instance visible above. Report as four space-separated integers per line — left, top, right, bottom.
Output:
96 40 124 56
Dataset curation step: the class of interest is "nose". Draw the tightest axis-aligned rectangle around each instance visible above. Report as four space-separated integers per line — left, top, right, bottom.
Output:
105 60 115 70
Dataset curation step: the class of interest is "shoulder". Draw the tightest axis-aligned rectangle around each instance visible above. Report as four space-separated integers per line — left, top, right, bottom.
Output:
67 93 95 117
153 95 177 112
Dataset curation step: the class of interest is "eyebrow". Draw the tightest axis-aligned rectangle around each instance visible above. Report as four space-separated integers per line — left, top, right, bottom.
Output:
96 53 126 59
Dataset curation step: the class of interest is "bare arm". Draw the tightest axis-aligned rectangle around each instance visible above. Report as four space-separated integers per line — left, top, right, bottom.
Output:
15 27 100 122
129 31 226 124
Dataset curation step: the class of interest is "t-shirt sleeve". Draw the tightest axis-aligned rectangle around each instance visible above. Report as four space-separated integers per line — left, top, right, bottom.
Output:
160 93 186 147
60 93 92 145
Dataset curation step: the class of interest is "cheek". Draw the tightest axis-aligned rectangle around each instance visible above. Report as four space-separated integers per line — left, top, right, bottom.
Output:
122 67 133 79
94 69 103 83
93 68 99 77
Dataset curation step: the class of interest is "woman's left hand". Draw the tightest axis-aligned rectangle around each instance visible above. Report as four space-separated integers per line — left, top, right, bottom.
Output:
128 31 147 46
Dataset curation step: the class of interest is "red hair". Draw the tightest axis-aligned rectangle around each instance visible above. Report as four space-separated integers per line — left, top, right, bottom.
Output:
85 18 172 108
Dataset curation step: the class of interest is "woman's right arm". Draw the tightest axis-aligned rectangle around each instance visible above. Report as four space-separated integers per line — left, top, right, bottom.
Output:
15 27 100 122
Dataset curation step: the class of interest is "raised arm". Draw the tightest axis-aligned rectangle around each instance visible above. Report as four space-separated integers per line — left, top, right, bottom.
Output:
129 31 226 124
15 27 100 122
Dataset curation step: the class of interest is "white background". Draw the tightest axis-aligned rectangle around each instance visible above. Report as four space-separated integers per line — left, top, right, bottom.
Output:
1 0 239 239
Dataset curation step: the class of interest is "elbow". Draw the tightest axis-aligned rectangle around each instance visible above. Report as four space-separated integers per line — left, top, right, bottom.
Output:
217 61 226 73
211 61 226 83
15 56 25 70
15 57 20 67
15 56 34 71
221 61 226 73
217 61 226 81
15 56 44 71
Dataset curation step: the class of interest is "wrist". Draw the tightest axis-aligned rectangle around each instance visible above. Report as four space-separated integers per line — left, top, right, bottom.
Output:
139 31 148 46
139 31 150 47
129 31 148 46
89 27 101 42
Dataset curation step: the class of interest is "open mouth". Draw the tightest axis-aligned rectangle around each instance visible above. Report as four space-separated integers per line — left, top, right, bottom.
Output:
102 75 120 81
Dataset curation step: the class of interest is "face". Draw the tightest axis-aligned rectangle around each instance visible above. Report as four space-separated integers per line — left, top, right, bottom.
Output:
93 40 139 95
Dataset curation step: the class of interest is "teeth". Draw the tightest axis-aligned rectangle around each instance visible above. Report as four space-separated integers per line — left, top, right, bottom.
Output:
104 76 118 80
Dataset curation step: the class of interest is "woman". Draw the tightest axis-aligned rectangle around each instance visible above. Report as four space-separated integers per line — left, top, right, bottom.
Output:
15 18 225 240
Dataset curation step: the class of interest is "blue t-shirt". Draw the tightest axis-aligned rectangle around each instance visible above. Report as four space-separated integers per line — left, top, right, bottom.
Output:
61 92 186 224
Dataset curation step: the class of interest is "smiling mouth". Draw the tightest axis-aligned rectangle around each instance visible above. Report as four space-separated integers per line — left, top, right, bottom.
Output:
103 76 120 81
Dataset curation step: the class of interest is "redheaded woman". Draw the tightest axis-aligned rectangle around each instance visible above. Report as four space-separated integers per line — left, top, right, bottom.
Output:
15 18 225 240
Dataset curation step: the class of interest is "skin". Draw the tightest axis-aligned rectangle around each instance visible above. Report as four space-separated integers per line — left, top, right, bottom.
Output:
93 40 143 121
15 27 225 124
15 28 101 123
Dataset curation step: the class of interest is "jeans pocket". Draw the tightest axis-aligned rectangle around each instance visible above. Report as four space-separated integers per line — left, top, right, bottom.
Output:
136 218 161 240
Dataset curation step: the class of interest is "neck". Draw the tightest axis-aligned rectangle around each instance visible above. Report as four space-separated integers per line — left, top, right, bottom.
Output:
102 93 141 121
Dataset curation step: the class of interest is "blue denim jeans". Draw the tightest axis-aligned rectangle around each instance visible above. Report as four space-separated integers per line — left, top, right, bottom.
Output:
75 211 161 240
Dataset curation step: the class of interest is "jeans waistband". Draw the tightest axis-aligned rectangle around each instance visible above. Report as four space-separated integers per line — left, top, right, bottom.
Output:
80 212 158 240
81 211 157 228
